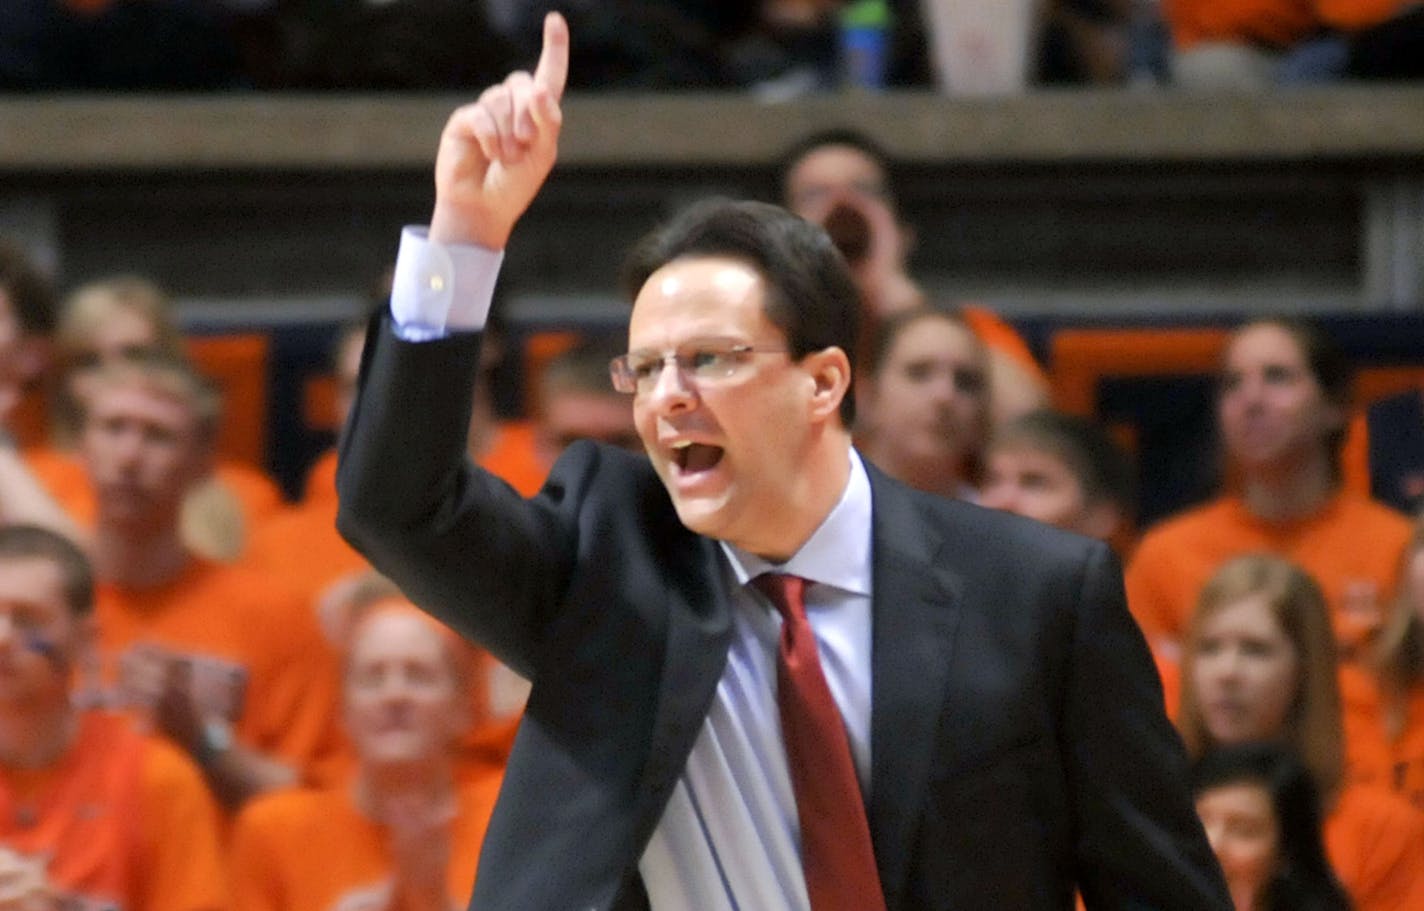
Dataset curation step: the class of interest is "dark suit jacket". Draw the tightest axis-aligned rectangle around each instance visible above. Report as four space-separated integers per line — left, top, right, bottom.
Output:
337 317 1230 911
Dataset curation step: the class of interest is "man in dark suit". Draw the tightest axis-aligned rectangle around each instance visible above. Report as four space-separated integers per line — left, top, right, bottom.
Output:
337 13 1230 910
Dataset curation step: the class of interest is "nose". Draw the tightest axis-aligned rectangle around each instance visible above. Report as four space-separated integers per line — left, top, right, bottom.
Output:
924 369 958 403
109 428 146 469
642 356 697 413
1229 374 1267 409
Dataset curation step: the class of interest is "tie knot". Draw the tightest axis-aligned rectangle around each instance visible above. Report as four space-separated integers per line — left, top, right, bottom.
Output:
753 572 809 623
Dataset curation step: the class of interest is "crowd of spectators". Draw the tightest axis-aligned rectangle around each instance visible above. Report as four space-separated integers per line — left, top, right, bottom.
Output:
0 0 1419 91
4 112 1424 904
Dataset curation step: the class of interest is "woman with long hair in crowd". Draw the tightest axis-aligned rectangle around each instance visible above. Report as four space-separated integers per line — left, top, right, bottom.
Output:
1127 318 1413 662
1178 553 1424 910
1193 742 1351 911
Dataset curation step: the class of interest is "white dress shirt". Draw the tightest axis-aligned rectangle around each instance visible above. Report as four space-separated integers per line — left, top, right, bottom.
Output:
638 452 873 911
390 227 875 911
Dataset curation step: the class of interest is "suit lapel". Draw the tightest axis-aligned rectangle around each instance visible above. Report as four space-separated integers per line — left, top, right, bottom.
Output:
631 531 735 849
866 468 963 909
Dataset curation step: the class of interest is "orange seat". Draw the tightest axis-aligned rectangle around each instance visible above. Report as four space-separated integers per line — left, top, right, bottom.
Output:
185 333 270 468
1353 366 1424 408
1050 327 1231 417
520 330 581 416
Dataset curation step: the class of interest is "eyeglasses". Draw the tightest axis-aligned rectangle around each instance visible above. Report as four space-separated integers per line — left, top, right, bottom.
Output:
609 339 788 395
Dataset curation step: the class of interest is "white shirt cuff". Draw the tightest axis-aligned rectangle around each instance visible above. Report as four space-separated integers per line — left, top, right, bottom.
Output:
389 226 504 341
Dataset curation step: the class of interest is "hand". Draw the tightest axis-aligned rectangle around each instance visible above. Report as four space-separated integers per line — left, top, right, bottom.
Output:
429 12 569 250
152 657 207 757
799 188 919 317
0 848 57 911
382 791 457 909
118 642 172 715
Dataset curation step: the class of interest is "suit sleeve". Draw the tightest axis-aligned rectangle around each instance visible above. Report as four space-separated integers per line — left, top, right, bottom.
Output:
335 313 590 680
1065 542 1231 910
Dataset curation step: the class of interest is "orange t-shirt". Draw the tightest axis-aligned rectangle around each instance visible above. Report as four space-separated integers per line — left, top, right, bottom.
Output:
249 461 524 789
1124 492 1412 658
0 711 226 911
1164 0 1320 49
1324 782 1424 911
246 496 368 614
84 559 342 787
1341 665 1424 811
476 420 548 500
1156 650 1182 718
1342 411 1374 502
298 448 340 509
230 775 502 911
299 419 546 511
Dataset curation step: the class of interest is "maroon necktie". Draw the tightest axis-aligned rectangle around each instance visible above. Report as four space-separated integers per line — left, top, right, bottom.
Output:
754 573 886 911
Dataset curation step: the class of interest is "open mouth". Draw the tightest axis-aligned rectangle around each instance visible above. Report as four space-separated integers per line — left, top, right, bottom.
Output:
671 441 725 474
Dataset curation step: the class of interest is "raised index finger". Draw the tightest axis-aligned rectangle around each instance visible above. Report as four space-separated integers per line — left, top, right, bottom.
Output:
533 11 570 101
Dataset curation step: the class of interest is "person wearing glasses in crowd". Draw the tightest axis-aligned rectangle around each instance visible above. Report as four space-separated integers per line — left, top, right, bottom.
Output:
337 13 1229 910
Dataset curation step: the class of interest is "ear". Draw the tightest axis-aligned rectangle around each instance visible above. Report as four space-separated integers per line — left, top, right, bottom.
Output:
71 614 99 676
15 336 51 384
898 221 917 262
803 346 852 426
187 433 218 487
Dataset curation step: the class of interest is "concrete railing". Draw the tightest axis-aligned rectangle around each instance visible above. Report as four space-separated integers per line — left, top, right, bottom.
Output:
2 88 1423 169
1 88 1421 318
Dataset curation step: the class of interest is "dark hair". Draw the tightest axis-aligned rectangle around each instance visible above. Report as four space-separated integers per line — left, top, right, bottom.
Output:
776 128 896 209
1223 318 1353 475
1192 744 1352 911
0 525 94 617
991 409 1139 520
0 240 57 337
621 198 860 425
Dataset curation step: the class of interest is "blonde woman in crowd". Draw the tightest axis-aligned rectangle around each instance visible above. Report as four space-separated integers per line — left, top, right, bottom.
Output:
1178 553 1424 911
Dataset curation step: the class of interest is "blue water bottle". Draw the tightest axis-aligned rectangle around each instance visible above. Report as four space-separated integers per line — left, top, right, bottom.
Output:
840 0 893 90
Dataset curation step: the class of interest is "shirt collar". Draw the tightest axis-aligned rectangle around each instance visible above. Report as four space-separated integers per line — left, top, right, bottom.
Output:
719 449 873 597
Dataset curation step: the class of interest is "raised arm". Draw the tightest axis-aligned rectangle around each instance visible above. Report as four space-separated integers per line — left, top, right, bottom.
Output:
429 11 568 250
336 15 583 678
